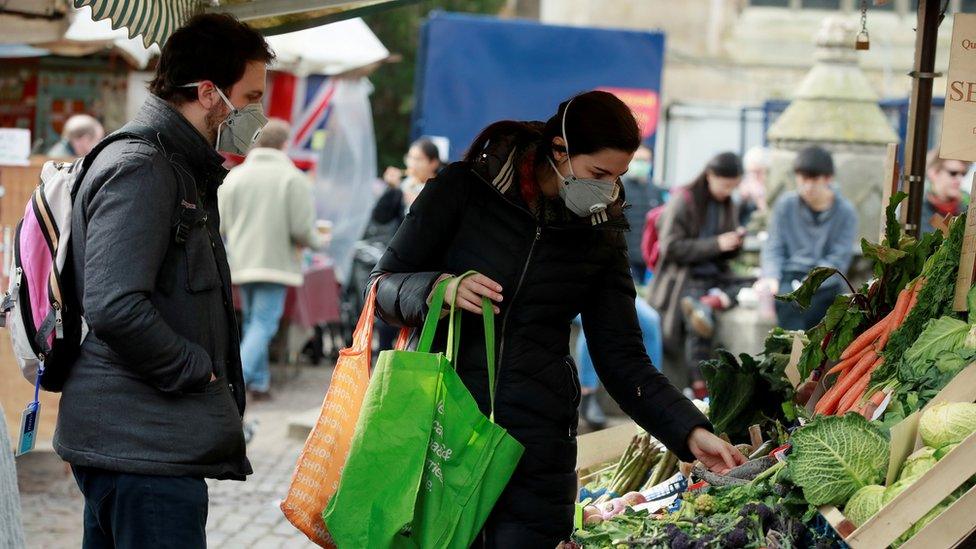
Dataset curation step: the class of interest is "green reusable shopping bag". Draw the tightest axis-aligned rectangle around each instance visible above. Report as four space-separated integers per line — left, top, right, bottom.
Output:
323 273 523 549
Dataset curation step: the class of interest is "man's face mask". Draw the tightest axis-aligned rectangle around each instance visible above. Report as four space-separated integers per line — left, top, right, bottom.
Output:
183 82 268 155
549 99 620 217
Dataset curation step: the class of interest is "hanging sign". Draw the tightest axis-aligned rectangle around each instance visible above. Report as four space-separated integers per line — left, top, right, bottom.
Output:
940 13 976 162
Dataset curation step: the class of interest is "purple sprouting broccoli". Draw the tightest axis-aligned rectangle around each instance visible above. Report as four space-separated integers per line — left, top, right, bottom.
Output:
722 527 750 548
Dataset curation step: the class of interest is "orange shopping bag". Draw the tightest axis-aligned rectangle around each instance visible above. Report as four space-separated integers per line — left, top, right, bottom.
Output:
280 283 390 547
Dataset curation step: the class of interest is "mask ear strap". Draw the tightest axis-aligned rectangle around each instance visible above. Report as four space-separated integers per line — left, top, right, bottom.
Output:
561 98 575 178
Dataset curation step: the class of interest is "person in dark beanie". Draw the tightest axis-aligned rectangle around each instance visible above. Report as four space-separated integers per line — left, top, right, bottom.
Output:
57 13 273 548
647 152 746 397
759 145 857 330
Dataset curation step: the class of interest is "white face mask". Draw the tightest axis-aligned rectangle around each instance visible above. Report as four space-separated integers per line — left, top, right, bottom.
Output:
550 99 619 217
182 82 268 155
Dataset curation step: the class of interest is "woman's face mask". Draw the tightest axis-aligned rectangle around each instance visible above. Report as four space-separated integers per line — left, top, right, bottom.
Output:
550 99 620 217
183 82 269 155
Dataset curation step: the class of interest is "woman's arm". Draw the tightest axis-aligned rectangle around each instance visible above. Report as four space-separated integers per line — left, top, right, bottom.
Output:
368 165 468 327
580 235 711 461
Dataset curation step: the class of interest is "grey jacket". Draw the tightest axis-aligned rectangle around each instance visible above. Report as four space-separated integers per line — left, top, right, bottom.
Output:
55 95 251 480
760 191 857 282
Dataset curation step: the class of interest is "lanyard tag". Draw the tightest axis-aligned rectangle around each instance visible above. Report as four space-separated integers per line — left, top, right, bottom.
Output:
17 401 39 456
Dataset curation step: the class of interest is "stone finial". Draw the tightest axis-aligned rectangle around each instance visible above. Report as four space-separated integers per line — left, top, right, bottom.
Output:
816 15 859 63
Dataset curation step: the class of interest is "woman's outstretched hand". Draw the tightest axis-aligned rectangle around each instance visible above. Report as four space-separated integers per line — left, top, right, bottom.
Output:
436 273 504 315
687 427 747 474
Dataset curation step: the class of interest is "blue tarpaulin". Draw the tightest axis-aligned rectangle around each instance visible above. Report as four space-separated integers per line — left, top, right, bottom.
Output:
412 12 665 161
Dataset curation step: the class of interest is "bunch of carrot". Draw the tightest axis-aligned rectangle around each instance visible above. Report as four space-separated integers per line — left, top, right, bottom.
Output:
813 278 924 417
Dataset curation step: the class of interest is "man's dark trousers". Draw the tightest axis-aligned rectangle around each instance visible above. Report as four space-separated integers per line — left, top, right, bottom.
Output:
72 465 208 549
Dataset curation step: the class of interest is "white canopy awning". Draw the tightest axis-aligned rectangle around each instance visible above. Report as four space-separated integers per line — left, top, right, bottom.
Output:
71 0 416 48
266 18 389 76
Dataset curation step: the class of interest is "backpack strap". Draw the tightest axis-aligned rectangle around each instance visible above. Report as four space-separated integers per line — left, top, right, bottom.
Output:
73 124 205 245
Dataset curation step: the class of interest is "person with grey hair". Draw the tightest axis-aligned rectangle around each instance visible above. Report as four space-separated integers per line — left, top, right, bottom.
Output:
46 114 105 158
219 117 325 400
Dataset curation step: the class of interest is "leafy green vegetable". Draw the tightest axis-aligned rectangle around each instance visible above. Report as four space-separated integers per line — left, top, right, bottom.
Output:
862 239 908 266
903 317 970 372
777 267 844 309
844 485 885 527
700 329 803 440
883 475 919 506
900 447 937 480
787 414 889 506
876 214 966 386
919 402 976 449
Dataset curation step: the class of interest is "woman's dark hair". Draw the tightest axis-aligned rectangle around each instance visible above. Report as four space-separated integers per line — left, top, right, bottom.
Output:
412 138 442 165
688 151 743 195
149 14 275 105
463 90 641 163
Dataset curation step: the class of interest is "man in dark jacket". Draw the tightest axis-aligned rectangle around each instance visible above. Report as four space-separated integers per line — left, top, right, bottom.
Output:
56 14 273 548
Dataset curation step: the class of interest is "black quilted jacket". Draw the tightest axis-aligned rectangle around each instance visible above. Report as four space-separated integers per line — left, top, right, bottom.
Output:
369 137 710 547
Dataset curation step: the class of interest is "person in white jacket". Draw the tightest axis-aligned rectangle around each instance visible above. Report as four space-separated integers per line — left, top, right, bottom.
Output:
219 118 324 399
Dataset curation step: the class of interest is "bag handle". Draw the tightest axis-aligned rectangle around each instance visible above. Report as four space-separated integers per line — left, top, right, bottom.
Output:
416 274 499 417
441 272 499 421
350 281 380 354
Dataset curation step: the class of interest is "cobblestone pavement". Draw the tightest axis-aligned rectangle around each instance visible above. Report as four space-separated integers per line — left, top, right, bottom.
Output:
19 363 334 549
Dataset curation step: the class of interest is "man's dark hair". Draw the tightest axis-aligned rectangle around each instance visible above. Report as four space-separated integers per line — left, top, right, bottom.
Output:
149 13 274 105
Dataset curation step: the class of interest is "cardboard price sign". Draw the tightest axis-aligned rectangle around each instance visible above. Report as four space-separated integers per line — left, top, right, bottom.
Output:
940 14 976 162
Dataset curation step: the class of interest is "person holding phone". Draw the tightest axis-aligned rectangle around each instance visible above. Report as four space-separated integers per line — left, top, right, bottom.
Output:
369 91 744 547
646 152 746 398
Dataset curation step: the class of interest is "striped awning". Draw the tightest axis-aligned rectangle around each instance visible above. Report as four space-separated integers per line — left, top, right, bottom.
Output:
73 0 416 48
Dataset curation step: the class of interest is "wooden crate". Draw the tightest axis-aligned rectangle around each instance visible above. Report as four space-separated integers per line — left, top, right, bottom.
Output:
576 421 640 474
819 364 976 548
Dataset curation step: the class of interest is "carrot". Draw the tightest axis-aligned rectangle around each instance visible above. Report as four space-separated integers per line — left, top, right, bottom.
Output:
840 315 891 361
827 346 872 376
815 351 878 415
875 283 919 351
837 373 872 415
860 389 888 419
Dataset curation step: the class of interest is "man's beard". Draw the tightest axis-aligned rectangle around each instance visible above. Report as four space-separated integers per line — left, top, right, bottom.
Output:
204 104 226 145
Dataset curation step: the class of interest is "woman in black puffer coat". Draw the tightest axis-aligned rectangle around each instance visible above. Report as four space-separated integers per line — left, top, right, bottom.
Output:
369 91 744 548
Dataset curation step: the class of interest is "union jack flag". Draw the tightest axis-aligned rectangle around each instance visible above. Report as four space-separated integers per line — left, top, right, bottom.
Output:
265 71 337 169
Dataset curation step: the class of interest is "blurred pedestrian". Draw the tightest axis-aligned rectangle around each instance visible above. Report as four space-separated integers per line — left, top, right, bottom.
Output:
366 138 443 351
760 146 857 330
220 118 324 400
46 114 104 158
921 149 971 235
0 403 25 548
58 14 273 548
738 145 769 226
647 152 745 398
384 137 442 208
622 145 665 282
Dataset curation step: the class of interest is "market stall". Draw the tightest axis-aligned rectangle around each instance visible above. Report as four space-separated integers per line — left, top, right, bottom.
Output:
566 191 976 547
564 3 976 546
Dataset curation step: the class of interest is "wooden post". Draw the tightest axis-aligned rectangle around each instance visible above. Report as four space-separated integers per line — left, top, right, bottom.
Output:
903 0 944 238
880 143 899 242
952 173 976 312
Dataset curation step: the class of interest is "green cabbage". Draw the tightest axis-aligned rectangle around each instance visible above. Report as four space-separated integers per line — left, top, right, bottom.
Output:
900 447 937 480
896 497 956 545
919 402 976 449
883 476 921 506
935 442 961 460
904 317 971 375
844 485 885 527
787 414 889 506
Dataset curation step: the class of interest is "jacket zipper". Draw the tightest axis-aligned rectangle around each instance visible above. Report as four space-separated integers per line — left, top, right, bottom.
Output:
496 226 542 409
